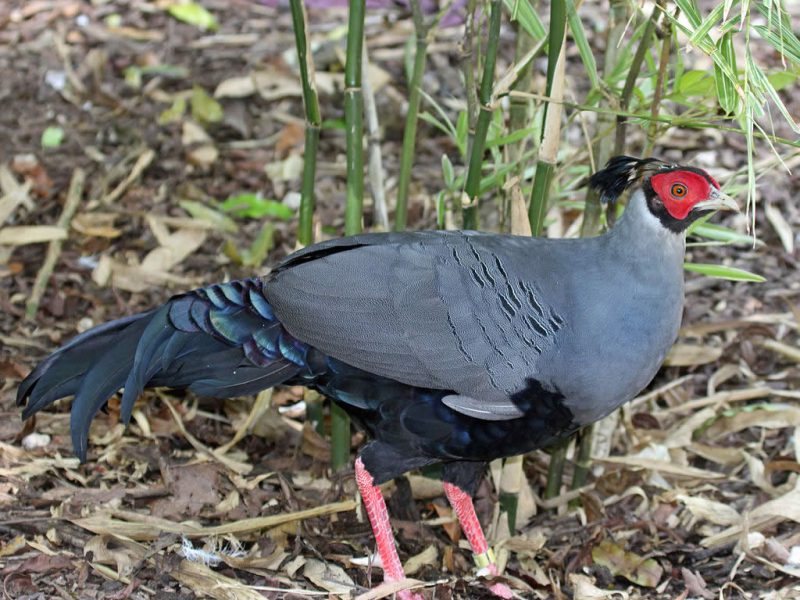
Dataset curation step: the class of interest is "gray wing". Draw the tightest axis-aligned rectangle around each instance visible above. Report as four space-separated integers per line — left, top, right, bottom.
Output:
264 231 568 419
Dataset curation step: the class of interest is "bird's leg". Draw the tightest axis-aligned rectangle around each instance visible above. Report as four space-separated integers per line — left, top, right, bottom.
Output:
443 482 513 599
354 457 421 600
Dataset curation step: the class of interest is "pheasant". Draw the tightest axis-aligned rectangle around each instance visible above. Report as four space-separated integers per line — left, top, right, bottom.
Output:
18 156 737 598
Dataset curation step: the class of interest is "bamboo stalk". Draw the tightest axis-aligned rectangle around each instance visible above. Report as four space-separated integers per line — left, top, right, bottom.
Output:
544 438 569 500
344 0 366 238
332 0 366 471
394 0 430 232
528 0 567 236
462 0 502 230
26 169 84 320
498 454 524 532
569 424 593 506
580 0 627 238
613 4 660 156
530 0 569 499
645 3 673 155
289 0 322 247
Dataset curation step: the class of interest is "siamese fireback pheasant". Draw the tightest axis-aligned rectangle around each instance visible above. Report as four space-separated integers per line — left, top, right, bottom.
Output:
18 156 737 598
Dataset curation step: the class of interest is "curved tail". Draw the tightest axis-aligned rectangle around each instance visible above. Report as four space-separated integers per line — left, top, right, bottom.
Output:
17 278 307 461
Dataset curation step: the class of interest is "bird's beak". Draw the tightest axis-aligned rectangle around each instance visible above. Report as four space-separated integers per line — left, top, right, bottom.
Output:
693 188 739 212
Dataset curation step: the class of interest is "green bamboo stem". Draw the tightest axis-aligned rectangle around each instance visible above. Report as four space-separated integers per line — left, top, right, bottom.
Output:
508 25 536 173
528 0 567 236
289 0 322 247
544 438 570 500
395 0 429 232
645 4 673 155
344 0 365 237
569 424 593 507
332 0 366 471
613 4 659 156
499 454 524 532
580 0 627 238
462 0 502 230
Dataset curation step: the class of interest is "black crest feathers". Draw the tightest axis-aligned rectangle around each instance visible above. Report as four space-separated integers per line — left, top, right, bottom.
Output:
589 156 667 204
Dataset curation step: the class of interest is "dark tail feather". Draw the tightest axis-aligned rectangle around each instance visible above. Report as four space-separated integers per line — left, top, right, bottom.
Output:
17 279 307 462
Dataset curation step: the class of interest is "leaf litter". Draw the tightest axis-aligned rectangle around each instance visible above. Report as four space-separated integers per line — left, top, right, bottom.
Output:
0 0 799 598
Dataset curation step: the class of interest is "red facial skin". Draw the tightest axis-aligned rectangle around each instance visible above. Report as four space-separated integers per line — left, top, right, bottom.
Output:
650 170 719 220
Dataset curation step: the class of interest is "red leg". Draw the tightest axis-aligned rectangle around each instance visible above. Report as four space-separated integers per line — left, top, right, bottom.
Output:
355 457 421 600
443 482 513 599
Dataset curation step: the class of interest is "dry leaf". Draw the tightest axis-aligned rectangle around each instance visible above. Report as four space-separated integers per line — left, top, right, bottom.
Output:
676 494 741 526
0 535 26 558
665 343 723 366
303 558 355 594
569 573 629 599
84 535 145 577
403 544 438 576
765 203 794 254
172 559 264 600
0 225 66 245
591 539 663 587
681 568 714 599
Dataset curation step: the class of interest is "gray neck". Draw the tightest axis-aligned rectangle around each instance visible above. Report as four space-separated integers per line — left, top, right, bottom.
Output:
607 188 686 268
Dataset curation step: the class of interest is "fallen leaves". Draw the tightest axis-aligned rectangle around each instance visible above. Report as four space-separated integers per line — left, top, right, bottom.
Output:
591 539 663 588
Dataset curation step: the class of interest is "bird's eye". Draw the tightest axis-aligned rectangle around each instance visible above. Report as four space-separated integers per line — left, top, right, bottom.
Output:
671 183 687 198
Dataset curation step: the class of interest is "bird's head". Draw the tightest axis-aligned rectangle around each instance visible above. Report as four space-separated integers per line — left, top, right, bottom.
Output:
589 155 739 232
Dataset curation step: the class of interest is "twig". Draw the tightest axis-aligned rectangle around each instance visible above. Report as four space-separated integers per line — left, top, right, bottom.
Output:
101 148 155 205
25 169 85 320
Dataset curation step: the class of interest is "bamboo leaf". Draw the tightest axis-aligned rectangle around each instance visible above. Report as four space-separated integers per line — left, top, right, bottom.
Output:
714 31 739 114
684 262 766 282
565 0 599 89
504 0 546 39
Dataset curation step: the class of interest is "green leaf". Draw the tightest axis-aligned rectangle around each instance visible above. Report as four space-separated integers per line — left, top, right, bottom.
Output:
124 66 142 89
436 191 446 230
242 222 275 267
190 86 223 124
675 70 716 98
565 0 599 89
158 97 187 125
321 118 346 130
767 70 799 92
714 31 739 114
219 193 295 220
41 126 64 148
441 154 455 189
504 0 546 39
140 64 189 79
455 110 469 158
179 200 238 233
689 222 758 246
684 262 765 282
167 2 218 31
